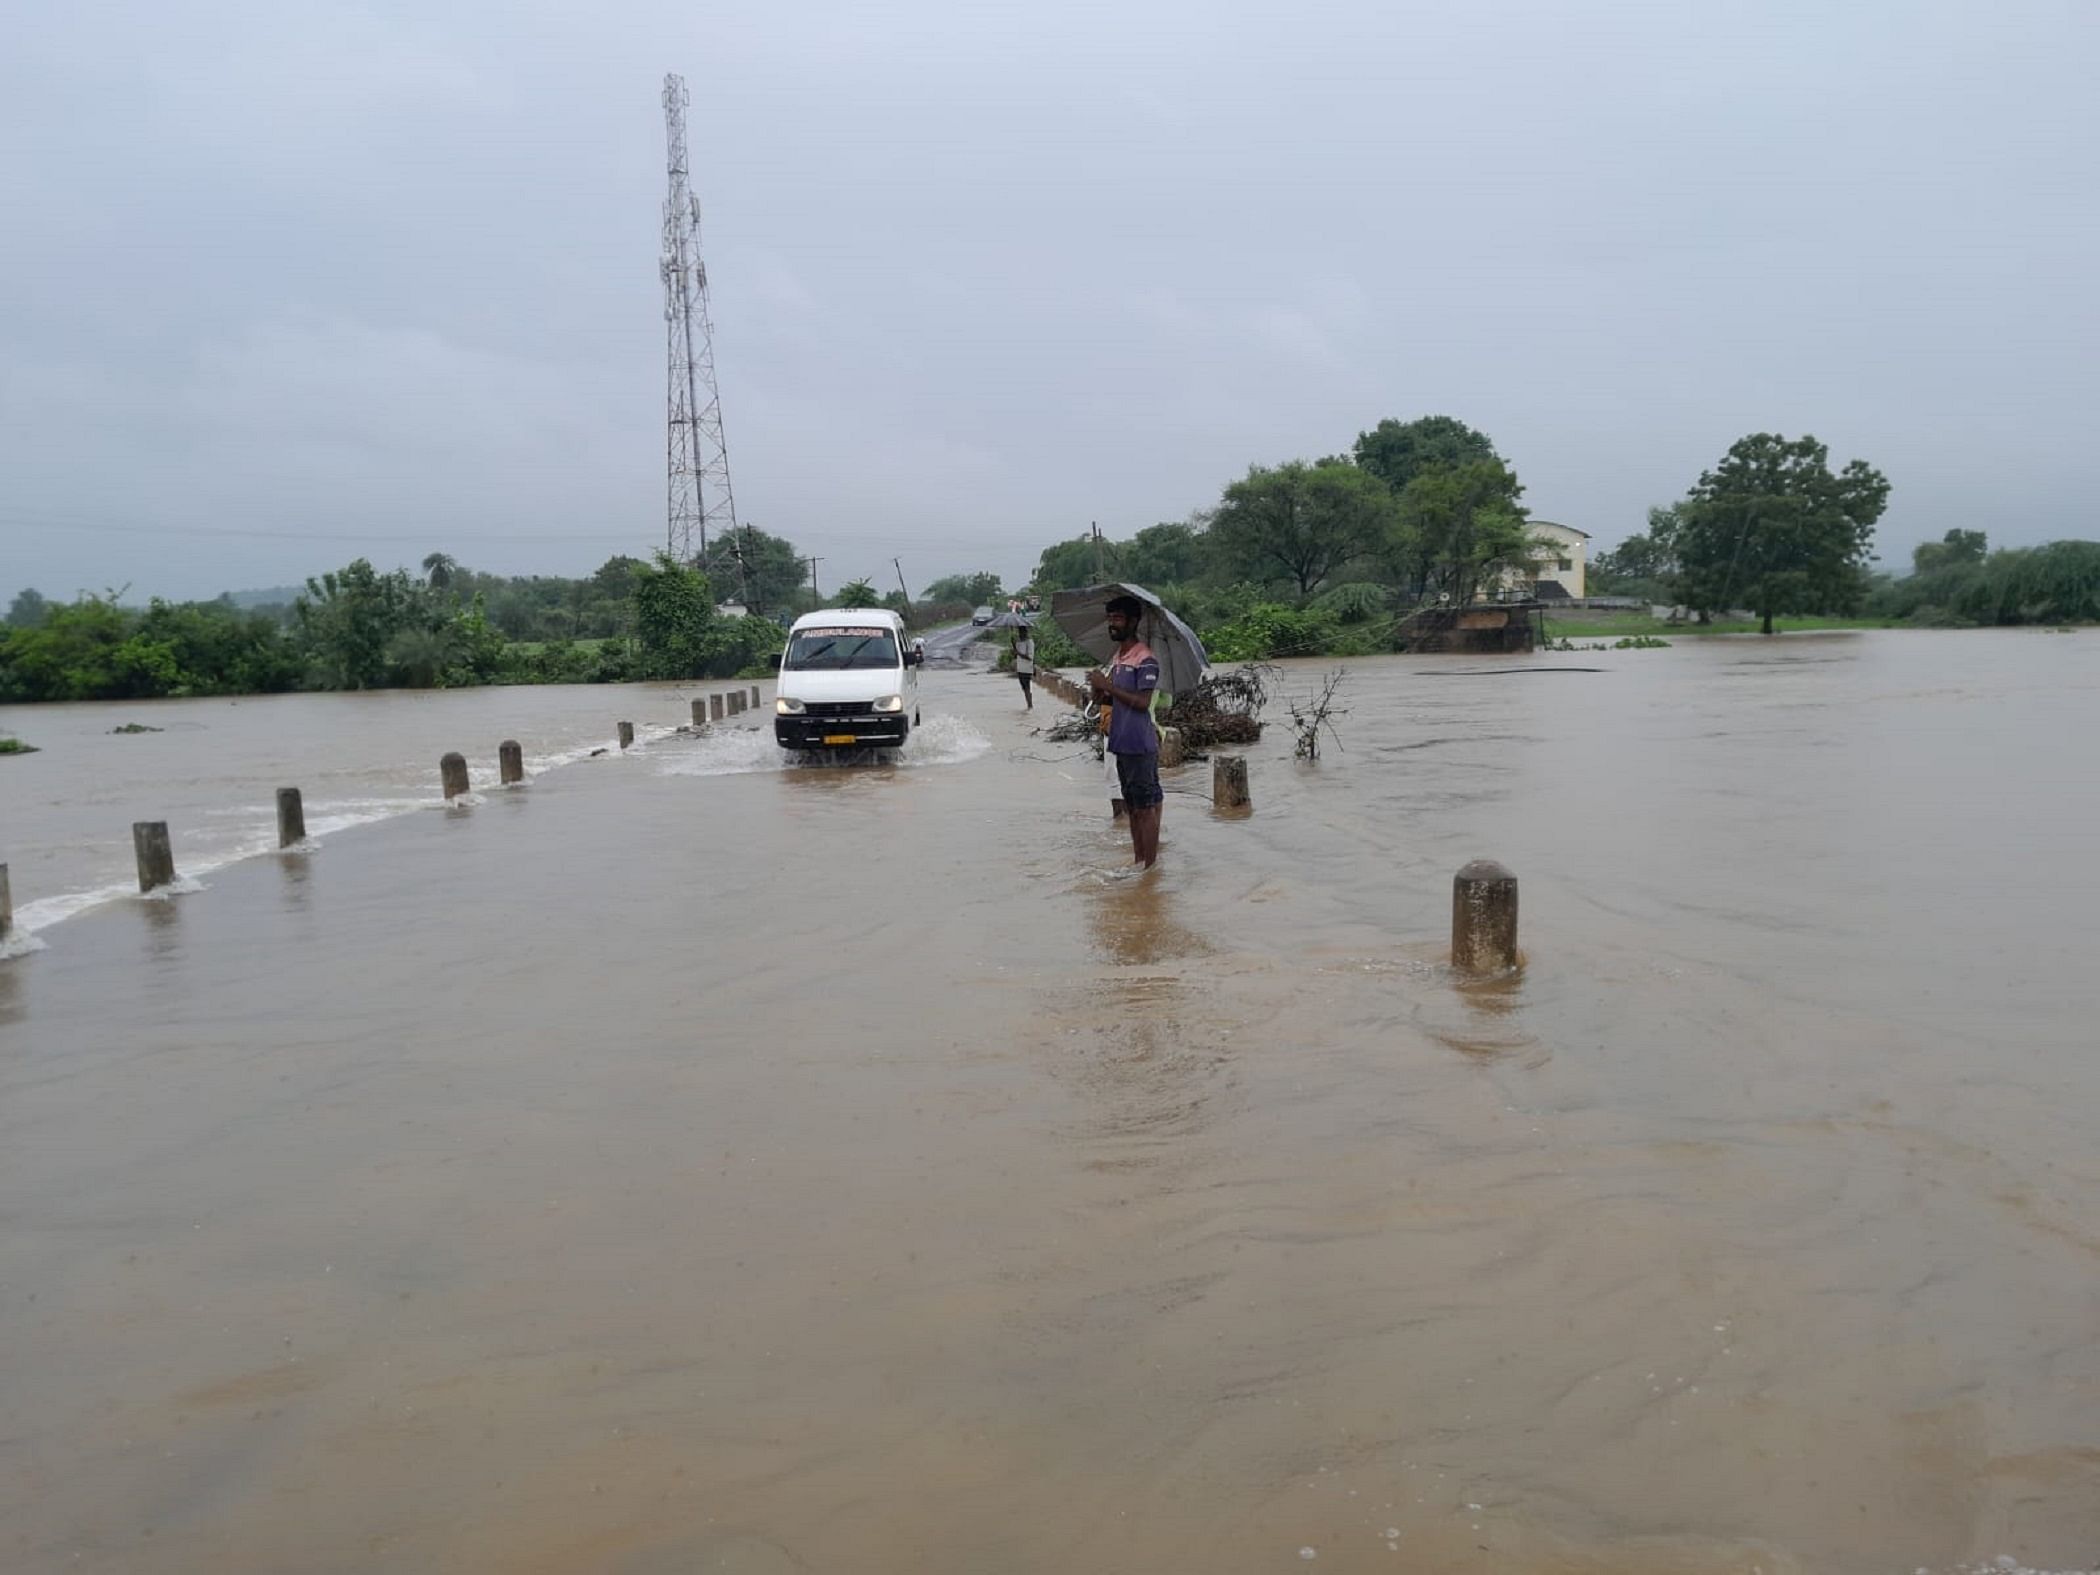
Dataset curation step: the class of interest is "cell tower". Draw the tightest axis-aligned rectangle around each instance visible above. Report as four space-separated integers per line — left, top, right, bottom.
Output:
660 73 737 563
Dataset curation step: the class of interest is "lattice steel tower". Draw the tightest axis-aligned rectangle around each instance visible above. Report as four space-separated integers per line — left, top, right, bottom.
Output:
660 73 737 562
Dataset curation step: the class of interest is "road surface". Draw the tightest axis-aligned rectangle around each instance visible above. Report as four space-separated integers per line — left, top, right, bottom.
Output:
918 620 996 667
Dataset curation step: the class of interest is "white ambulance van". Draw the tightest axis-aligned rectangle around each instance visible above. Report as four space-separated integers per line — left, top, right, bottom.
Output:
772 609 921 752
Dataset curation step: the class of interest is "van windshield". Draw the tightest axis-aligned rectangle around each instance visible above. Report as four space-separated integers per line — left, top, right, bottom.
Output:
784 627 900 671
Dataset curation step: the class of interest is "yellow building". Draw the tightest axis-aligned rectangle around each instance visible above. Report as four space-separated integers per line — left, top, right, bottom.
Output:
1522 520 1588 599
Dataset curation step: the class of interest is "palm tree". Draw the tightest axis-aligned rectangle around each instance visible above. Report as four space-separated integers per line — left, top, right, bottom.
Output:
421 552 458 593
832 578 880 607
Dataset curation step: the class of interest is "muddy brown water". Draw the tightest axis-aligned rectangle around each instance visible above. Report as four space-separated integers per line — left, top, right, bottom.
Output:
2 633 2097 1573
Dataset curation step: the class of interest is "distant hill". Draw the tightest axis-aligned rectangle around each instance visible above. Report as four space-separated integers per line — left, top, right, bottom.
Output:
223 585 305 609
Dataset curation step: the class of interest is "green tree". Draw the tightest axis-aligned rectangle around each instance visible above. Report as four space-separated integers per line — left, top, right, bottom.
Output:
1671 434 1891 633
1208 459 1395 596
923 571 1006 606
1912 528 1987 573
1394 458 1530 606
0 595 134 700
1590 508 1681 595
1353 415 1500 496
385 625 459 688
6 588 51 629
831 578 881 608
1032 533 1107 592
421 552 459 593
1122 523 1210 588
698 527 805 618
294 560 434 690
630 551 720 679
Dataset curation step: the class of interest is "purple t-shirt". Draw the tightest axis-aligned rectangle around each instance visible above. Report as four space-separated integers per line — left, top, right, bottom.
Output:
1106 643 1161 756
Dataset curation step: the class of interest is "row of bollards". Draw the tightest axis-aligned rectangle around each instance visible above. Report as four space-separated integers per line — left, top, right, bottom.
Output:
9 685 779 923
8 674 1520 974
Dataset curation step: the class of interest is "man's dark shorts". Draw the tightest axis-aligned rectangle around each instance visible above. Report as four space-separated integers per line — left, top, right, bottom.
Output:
1113 749 1163 810
1016 673 1032 697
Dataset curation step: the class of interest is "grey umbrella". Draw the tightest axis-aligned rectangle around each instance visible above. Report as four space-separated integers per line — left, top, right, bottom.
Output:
1049 582 1210 694
986 611 1034 629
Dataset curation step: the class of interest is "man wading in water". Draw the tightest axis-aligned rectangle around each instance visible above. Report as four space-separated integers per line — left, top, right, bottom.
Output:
1088 595 1163 868
1012 624 1035 710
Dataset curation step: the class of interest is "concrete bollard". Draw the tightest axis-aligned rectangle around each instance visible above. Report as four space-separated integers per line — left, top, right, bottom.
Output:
1158 726 1184 769
691 699 709 729
749 685 760 708
1213 755 1250 810
728 693 744 717
499 740 524 785
276 787 306 848
618 721 635 750
0 862 12 941
1451 859 1520 974
709 693 725 723
133 821 177 892
440 752 470 801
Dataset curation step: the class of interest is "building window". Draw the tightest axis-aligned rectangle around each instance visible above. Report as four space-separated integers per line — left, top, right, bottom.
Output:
1557 558 1572 572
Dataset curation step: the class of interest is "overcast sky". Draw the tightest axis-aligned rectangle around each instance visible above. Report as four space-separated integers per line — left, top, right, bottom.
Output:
4 0 2095 604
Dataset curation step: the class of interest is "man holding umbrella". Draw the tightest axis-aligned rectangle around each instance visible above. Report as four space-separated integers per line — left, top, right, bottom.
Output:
1052 581 1208 870
1088 594 1164 868
987 610 1035 710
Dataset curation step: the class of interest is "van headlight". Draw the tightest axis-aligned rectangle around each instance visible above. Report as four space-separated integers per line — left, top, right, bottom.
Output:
871 694 904 714
775 697 805 715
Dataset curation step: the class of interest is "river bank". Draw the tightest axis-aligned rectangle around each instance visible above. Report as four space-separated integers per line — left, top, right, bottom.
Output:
3 635 2097 1572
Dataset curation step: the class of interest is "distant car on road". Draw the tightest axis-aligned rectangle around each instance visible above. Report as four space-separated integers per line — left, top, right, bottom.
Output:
971 606 994 626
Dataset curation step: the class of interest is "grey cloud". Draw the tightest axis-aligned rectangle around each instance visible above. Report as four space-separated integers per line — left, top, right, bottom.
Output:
3 0 2095 603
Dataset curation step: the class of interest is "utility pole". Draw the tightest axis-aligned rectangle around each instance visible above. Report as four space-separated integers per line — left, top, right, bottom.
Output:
892 557 913 618
1092 520 1105 581
804 556 823 604
661 74 738 563
733 523 757 616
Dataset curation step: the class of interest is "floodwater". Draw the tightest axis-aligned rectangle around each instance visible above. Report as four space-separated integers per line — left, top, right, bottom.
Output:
2 632 2097 1574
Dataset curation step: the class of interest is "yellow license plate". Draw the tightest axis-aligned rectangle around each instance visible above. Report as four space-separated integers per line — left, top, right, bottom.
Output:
822 733 857 746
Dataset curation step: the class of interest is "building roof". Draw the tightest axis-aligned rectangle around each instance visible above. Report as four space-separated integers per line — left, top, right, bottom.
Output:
1528 518 1590 539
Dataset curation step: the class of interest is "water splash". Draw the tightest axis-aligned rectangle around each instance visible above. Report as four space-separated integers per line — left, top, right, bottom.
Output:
0 929 48 961
655 713 992 778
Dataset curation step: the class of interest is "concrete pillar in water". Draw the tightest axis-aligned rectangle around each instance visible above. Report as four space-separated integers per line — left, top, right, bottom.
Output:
690 699 708 729
1451 859 1520 973
749 685 759 708
1213 755 1250 810
133 821 177 892
499 740 524 785
0 863 12 941
710 693 726 723
276 787 306 848
728 693 744 717
618 721 635 750
440 752 470 801
1158 726 1184 769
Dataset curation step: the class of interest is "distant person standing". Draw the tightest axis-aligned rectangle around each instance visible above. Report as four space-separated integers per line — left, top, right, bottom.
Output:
1087 594 1163 868
1012 625 1035 710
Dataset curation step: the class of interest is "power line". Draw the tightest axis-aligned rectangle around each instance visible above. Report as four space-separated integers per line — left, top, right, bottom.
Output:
0 514 644 545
